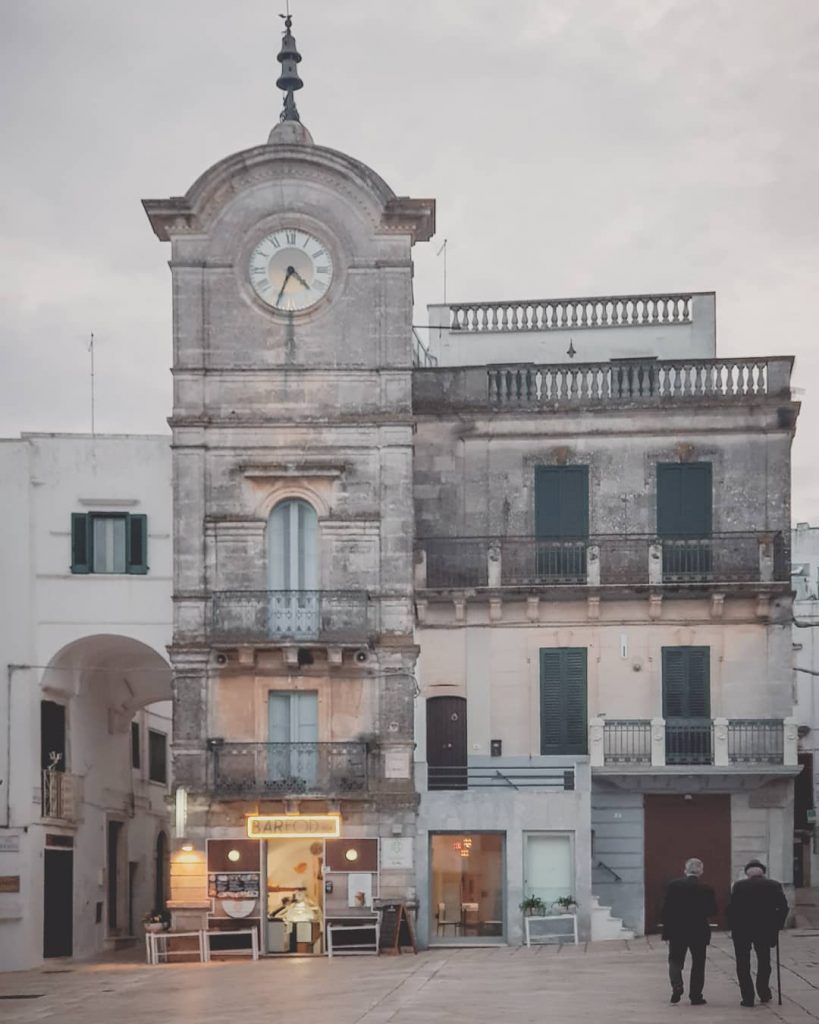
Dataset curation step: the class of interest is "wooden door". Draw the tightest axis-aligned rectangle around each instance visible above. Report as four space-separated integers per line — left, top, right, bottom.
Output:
426 696 467 790
644 794 730 933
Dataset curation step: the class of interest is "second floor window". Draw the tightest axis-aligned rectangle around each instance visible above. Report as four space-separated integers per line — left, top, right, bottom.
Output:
71 512 148 574
540 648 588 756
148 729 167 784
267 499 318 591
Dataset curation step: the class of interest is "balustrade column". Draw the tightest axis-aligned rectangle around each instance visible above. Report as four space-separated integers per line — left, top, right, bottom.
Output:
713 717 729 766
589 717 605 768
651 717 666 767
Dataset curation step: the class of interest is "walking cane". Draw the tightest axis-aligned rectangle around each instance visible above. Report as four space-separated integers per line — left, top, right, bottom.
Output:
776 936 782 1006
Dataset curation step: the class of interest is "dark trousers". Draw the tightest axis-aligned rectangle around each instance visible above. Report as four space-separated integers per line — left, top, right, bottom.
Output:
733 937 772 1004
668 939 707 998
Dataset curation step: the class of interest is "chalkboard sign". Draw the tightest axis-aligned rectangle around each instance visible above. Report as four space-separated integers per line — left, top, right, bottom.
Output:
377 902 417 954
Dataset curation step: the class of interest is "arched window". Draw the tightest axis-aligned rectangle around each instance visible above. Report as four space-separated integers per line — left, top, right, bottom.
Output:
267 499 318 592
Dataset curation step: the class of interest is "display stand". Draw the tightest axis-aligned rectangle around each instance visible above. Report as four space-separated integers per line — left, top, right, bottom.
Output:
146 930 206 964
204 927 259 961
326 915 379 958
524 913 578 947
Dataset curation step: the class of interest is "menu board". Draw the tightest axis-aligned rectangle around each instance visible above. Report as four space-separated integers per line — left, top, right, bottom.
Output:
208 872 260 899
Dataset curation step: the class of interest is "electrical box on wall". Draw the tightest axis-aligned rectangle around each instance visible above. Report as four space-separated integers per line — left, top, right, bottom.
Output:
490 739 502 757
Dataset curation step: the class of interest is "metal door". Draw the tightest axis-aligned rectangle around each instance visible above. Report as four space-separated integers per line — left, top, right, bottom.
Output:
43 849 73 957
644 794 730 933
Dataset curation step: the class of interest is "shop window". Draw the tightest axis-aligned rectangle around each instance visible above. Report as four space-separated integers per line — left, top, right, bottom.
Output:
430 832 505 942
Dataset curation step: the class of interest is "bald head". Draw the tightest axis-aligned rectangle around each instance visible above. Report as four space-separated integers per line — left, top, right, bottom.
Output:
685 858 704 877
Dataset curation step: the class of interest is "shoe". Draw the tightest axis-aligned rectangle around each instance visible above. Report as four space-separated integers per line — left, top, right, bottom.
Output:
690 997 707 1005
670 991 683 1004
759 991 772 1004
740 1000 755 1007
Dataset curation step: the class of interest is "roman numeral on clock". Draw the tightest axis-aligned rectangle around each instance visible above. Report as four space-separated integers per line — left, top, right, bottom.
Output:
285 230 297 245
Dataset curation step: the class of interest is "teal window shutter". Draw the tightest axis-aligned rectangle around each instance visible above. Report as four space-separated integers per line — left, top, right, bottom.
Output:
540 648 588 755
662 646 711 718
71 513 90 574
535 466 589 538
657 463 712 537
127 514 148 574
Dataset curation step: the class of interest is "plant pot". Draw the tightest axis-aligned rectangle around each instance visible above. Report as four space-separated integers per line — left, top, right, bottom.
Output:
144 921 166 933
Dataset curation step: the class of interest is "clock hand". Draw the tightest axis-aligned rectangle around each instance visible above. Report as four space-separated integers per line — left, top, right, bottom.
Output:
292 269 311 290
276 267 295 306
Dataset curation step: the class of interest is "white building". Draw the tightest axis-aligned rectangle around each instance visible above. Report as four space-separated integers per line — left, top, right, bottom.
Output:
0 433 172 971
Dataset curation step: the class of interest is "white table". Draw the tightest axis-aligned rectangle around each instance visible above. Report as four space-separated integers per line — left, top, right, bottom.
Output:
524 913 579 947
203 927 259 961
146 930 206 964
326 916 380 957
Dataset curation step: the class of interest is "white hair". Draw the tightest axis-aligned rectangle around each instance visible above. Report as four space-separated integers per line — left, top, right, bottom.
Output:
685 858 704 876
746 865 765 878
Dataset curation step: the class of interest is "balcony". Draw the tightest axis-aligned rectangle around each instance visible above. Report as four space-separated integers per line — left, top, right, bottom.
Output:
209 741 368 798
413 355 793 413
426 762 575 792
592 717 797 770
209 590 370 644
41 769 81 822
416 534 788 591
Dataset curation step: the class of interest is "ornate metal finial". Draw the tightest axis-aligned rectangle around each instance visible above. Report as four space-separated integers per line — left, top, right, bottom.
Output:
276 11 303 123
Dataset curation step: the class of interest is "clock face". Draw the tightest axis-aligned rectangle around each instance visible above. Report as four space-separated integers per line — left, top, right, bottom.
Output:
248 229 334 312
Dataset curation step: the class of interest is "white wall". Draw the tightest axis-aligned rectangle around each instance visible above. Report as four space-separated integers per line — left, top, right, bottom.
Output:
0 434 173 971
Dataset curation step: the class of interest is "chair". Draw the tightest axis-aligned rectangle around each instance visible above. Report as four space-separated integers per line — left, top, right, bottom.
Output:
436 902 460 936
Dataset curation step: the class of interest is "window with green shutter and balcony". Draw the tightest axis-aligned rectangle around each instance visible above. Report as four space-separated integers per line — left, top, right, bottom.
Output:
70 512 148 574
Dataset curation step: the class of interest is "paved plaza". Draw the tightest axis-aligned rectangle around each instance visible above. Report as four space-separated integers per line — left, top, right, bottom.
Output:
3 933 819 1024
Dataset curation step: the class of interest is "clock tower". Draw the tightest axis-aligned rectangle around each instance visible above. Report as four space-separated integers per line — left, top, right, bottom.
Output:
144 15 434 935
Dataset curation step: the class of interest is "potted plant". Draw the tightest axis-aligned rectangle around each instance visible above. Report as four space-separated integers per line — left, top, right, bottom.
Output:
553 895 578 915
519 895 546 917
143 908 170 933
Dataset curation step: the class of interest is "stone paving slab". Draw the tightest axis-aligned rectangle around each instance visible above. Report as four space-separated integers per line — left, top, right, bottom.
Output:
2 933 819 1024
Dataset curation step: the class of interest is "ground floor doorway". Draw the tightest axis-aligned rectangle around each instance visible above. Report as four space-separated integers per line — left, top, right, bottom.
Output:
43 847 73 958
265 838 325 954
644 794 731 934
523 832 574 910
430 832 505 942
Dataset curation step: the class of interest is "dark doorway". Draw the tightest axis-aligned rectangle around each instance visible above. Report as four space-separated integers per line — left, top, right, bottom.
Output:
128 862 138 935
427 696 467 790
41 701 66 772
107 821 123 932
43 848 73 957
644 794 731 934
154 831 168 911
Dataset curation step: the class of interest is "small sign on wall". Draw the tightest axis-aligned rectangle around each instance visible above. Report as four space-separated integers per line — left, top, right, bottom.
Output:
384 749 410 779
0 835 20 854
380 837 413 870
0 876 20 893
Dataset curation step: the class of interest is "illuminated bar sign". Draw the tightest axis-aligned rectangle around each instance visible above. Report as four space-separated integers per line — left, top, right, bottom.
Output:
247 814 341 839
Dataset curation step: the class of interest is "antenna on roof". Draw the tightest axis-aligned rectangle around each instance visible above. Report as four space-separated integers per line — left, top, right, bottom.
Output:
88 332 96 436
436 239 448 304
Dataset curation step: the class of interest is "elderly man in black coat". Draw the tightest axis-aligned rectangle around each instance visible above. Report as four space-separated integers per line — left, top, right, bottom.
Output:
727 859 789 1007
661 857 718 1005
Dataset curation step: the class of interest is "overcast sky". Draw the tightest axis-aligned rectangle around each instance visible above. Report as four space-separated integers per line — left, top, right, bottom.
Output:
2 0 818 519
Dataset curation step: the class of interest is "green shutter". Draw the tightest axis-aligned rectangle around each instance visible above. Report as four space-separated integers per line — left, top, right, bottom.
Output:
657 463 712 537
535 466 589 539
71 513 90 573
662 646 711 718
127 514 148 574
540 648 588 755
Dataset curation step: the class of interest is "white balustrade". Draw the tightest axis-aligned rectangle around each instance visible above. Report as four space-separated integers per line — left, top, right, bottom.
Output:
450 294 693 333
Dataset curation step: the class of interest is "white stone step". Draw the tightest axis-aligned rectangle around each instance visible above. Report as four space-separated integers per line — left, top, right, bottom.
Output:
590 894 635 941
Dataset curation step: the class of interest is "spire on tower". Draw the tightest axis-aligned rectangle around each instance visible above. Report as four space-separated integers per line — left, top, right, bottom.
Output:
276 13 303 124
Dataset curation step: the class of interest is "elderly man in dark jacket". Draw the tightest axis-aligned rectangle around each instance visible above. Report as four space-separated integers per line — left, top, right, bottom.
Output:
661 858 718 1005
727 859 789 1007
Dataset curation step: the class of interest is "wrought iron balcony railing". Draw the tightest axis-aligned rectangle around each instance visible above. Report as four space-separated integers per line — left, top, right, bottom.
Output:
594 718 793 768
209 590 370 643
427 763 575 792
41 769 81 821
416 533 787 590
209 741 368 798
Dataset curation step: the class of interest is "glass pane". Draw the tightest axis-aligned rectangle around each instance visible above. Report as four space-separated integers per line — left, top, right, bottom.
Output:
430 833 504 941
92 517 126 573
524 834 573 910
